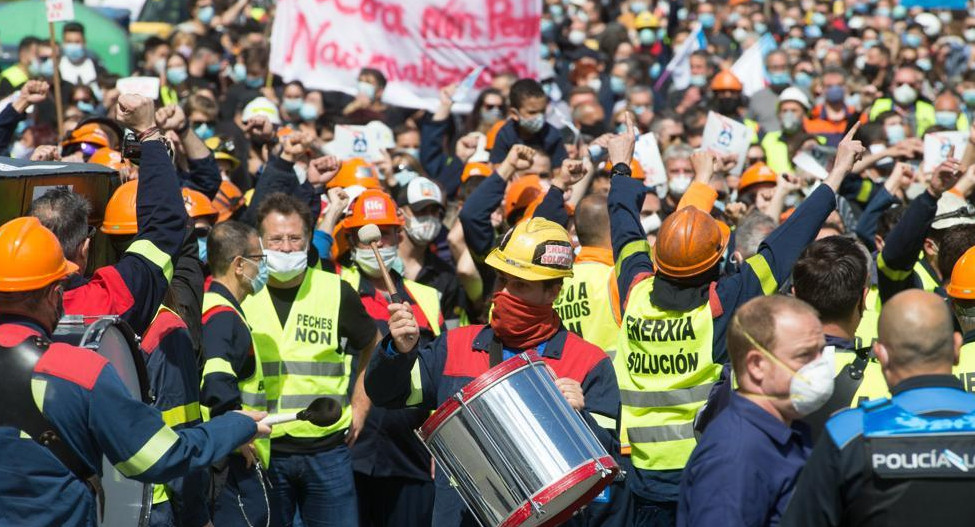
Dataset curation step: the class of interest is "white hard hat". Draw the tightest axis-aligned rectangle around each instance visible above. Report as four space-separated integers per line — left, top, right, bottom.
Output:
241 97 281 126
778 87 811 111
914 13 942 38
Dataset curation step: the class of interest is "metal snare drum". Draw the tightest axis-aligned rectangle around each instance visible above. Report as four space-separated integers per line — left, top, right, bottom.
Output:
53 315 152 527
418 353 619 527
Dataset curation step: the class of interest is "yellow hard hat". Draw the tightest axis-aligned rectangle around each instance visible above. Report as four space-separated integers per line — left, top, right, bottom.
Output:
485 217 574 281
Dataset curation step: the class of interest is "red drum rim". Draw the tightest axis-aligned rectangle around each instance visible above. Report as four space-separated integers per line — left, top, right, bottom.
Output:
418 352 545 440
500 455 620 527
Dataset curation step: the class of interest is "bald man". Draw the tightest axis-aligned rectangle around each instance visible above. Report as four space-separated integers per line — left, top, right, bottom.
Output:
782 290 975 527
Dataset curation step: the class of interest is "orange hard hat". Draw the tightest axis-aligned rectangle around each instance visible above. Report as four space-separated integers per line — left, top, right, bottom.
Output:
101 181 139 235
0 217 79 292
710 70 743 92
485 120 507 150
342 189 405 230
182 188 219 220
504 175 544 221
328 158 382 189
603 160 645 180
739 162 778 193
212 180 244 223
948 246 975 299
653 206 729 278
462 162 493 182
62 123 111 148
89 148 127 171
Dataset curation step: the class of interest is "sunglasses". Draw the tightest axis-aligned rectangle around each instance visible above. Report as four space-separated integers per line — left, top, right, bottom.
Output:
483 104 503 111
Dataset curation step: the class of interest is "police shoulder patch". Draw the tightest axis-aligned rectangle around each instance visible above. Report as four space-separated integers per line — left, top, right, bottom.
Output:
35 343 108 390
825 407 866 450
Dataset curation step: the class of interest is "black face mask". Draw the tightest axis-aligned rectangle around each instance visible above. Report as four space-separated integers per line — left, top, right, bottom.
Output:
714 96 741 116
861 63 880 79
580 121 608 138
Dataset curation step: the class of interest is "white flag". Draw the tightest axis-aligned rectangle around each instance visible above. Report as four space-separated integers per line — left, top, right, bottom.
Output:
659 26 706 91
731 42 766 97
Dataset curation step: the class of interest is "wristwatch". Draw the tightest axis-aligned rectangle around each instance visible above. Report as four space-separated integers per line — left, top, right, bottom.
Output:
611 162 632 178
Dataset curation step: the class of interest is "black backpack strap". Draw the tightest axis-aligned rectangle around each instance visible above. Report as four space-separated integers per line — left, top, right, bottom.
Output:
802 347 870 441
0 336 100 499
488 336 504 368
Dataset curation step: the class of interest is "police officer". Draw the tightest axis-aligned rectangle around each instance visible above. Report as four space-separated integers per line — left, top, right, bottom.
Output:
200 220 275 525
366 216 623 527
609 117 864 524
0 216 268 525
242 193 379 526
792 237 889 438
30 94 185 335
782 290 975 527
554 193 621 357
337 188 443 527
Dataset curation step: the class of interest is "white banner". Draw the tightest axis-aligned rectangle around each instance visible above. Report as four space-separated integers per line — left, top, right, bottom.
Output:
46 0 75 22
269 0 540 112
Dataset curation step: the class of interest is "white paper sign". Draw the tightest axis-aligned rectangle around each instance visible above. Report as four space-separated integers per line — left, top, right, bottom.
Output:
327 125 383 161
46 0 75 22
923 131 969 173
452 66 487 103
634 133 667 187
701 111 751 176
116 77 161 100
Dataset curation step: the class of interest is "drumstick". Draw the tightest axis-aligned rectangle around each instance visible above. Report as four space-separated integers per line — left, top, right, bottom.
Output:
259 397 342 427
358 224 403 303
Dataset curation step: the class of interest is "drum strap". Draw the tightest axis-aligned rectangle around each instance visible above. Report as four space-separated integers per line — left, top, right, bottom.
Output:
0 337 103 516
488 336 504 368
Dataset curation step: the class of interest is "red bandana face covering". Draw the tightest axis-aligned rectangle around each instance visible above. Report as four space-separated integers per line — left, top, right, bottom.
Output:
489 291 560 350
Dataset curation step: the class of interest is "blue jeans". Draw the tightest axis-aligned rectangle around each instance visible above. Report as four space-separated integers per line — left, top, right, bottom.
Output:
269 445 358 527
149 500 175 527
212 455 272 527
633 495 677 527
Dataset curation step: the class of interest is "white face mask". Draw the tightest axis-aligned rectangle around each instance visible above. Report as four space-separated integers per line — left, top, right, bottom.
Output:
785 346 835 416
354 246 404 278
668 175 692 197
406 215 442 244
892 83 918 106
640 212 662 234
266 249 308 281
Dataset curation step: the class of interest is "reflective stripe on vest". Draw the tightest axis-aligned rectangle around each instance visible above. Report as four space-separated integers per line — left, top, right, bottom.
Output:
614 276 721 471
869 98 936 137
555 261 620 357
201 292 271 466
242 268 351 439
0 65 28 89
341 265 443 337
854 286 882 349
913 257 940 293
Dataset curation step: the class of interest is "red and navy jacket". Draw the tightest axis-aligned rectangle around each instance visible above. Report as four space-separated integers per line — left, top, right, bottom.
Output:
348 268 444 482
0 316 256 527
142 308 209 526
64 140 187 335
200 282 256 417
365 324 620 526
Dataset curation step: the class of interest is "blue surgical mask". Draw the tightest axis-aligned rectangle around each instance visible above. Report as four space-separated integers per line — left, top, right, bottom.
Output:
804 25 822 39
518 114 545 134
358 81 377 101
76 100 95 114
197 5 215 24
825 85 845 103
403 148 421 160
787 37 807 50
197 237 208 263
689 74 707 87
232 62 247 82
480 107 503 125
935 111 958 129
550 4 565 22
245 76 264 89
610 75 626 95
541 18 555 36
394 169 419 186
768 71 792 86
795 71 813 90
63 43 85 62
698 12 715 29
166 67 188 85
963 90 975 106
283 97 303 113
38 58 54 78
892 5 906 19
246 257 269 294
631 2 648 13
194 123 215 140
299 102 320 121
916 58 932 72
206 62 221 75
903 33 922 48
886 124 905 145
649 62 662 79
811 12 827 26
754 22 768 34
639 28 656 45
876 7 890 18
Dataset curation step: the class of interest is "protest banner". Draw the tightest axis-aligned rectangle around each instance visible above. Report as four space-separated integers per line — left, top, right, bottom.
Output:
924 131 969 173
701 112 751 176
269 0 540 112
327 125 384 161
116 77 161 100
634 133 667 188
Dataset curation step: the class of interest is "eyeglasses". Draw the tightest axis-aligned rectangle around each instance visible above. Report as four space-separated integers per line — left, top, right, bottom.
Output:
242 253 267 262
265 235 306 247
